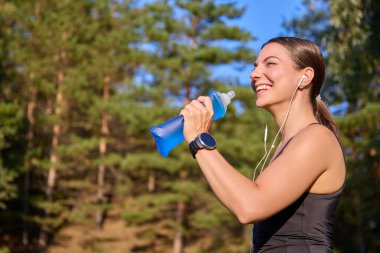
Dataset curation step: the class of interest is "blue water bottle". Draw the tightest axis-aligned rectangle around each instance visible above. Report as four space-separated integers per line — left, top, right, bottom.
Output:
150 90 235 157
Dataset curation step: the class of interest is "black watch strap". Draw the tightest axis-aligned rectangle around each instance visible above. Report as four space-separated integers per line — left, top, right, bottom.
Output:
189 140 198 158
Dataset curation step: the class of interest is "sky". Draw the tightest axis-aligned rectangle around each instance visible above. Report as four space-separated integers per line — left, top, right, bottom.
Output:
137 0 306 87
215 0 305 85
238 0 303 49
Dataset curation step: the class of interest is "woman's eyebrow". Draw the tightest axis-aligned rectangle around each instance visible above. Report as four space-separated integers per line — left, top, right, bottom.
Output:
263 56 280 62
254 56 280 67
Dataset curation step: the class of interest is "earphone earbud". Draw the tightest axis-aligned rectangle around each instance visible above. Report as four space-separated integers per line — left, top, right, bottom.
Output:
297 75 307 89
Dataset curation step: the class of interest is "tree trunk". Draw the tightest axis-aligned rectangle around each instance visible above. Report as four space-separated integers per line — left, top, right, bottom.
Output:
172 200 186 253
39 50 65 247
96 75 110 230
172 14 198 253
354 190 366 253
24 3 40 246
148 169 155 192
245 224 253 251
22 83 36 246
172 92 190 253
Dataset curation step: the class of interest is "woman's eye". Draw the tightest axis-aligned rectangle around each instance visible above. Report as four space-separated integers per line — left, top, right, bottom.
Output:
267 62 275 66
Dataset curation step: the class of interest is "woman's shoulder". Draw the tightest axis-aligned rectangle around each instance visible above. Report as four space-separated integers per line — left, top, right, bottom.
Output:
294 123 340 150
284 123 343 167
296 124 346 193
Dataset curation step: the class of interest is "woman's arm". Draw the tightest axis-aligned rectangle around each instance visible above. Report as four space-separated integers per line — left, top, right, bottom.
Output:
180 97 338 224
194 125 339 223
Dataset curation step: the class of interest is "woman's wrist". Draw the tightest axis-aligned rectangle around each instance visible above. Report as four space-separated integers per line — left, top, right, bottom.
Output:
188 133 217 158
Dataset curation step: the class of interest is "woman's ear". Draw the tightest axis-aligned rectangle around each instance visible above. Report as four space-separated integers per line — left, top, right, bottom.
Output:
299 67 314 89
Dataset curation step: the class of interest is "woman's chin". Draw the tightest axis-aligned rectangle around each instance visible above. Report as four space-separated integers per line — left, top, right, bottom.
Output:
255 99 268 108
255 100 272 111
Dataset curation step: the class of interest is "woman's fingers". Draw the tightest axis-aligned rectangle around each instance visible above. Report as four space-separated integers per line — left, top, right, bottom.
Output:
179 97 214 143
180 101 201 118
197 96 213 114
197 96 214 118
188 98 213 121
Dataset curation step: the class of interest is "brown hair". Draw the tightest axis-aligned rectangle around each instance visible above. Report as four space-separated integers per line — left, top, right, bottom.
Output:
262 37 337 135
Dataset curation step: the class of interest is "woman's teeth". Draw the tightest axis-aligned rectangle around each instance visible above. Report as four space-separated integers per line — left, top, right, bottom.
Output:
256 85 272 92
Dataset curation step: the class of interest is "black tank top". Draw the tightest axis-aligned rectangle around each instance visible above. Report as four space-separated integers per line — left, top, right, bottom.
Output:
252 124 344 253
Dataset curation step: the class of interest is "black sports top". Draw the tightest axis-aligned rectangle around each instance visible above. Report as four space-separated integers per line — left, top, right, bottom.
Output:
252 124 344 253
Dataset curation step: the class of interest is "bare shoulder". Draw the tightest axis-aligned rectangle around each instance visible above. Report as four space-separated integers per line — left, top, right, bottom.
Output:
276 123 344 182
288 124 345 193
291 124 341 159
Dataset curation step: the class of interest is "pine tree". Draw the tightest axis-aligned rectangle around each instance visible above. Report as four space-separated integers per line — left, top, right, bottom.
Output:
0 1 32 249
7 0 101 248
0 0 19 212
1 0 267 252
77 0 149 230
122 1 256 252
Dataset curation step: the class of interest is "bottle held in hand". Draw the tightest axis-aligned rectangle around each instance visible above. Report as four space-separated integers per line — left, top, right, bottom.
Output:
150 90 235 157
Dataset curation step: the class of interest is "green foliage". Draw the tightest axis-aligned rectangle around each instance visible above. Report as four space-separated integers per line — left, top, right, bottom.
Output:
189 196 232 230
337 103 380 132
0 102 23 208
113 1 257 251
1 0 378 252
123 192 182 224
0 247 10 253
0 166 16 209
1 0 375 252
1 0 377 252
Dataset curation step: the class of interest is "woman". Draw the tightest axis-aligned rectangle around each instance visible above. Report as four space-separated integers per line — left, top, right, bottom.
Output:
180 37 346 252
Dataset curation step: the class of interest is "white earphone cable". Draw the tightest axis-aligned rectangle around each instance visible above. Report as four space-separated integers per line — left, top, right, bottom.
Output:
252 75 305 180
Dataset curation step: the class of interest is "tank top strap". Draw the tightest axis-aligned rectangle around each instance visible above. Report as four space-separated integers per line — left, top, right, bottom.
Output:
272 137 294 161
273 122 321 161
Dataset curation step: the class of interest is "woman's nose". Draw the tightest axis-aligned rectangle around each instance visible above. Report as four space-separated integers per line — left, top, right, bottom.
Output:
250 66 261 81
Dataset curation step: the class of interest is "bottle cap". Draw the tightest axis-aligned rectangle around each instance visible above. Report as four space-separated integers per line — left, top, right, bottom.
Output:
227 90 235 100
218 90 235 109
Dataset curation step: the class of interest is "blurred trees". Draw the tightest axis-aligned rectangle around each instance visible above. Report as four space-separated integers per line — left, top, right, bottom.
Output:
121 1 255 252
0 0 378 252
0 0 257 252
0 0 19 212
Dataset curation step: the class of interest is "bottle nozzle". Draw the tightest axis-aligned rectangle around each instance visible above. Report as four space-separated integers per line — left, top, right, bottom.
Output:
227 90 235 100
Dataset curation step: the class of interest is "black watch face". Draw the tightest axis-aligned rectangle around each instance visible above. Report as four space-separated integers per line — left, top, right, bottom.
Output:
199 133 216 149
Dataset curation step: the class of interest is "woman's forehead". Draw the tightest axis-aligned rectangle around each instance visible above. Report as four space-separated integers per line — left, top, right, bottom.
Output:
258 42 291 61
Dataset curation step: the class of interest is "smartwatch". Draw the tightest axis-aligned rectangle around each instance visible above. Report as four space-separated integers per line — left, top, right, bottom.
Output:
189 133 217 159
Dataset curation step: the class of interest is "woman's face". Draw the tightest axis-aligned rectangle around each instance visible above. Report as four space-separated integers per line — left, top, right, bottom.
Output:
250 42 303 109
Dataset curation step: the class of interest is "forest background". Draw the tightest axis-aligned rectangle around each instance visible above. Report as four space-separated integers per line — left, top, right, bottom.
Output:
0 0 379 253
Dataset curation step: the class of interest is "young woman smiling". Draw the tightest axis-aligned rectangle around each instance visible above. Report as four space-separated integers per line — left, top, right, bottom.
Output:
180 37 346 253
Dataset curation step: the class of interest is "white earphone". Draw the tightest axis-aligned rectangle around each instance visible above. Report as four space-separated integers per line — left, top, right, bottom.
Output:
298 75 307 89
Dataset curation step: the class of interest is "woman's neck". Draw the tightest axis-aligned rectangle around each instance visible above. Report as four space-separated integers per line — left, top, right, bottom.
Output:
271 98 318 143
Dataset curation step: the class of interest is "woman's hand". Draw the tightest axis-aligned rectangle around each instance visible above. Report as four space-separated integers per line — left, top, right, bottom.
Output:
179 96 214 143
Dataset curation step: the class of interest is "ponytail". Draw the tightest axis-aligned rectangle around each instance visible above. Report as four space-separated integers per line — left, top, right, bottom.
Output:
315 99 338 136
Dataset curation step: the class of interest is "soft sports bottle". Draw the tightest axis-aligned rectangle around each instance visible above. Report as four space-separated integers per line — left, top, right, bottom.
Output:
150 90 235 157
